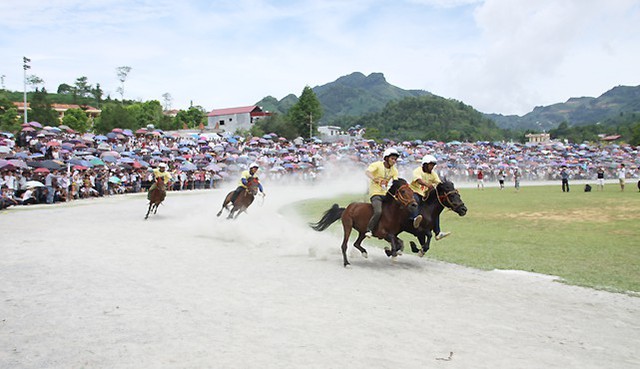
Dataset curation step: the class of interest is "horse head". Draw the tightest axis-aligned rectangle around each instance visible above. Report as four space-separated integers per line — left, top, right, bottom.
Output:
156 177 166 191
246 177 260 196
436 179 467 216
387 178 418 212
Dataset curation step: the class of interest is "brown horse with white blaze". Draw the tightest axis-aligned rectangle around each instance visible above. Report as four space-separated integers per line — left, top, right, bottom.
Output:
309 178 418 267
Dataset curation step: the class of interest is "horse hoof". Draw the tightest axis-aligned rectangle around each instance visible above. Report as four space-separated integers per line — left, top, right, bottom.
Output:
391 256 398 263
384 249 392 257
361 251 368 259
418 250 425 258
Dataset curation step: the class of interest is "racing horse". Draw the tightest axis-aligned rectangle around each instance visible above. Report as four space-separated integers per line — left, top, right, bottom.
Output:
144 177 166 219
217 177 260 219
405 179 467 256
309 178 418 267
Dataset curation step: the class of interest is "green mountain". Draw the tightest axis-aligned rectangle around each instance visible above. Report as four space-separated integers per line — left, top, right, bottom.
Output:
256 72 430 122
341 94 506 142
486 85 640 131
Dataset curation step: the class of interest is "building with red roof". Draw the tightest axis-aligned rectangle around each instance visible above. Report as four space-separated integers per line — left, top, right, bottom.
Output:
206 105 271 132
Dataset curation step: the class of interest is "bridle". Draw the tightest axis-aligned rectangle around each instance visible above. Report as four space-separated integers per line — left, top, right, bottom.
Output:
435 185 460 210
391 183 416 208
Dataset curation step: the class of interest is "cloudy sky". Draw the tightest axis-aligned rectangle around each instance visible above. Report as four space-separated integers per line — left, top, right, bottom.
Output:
1 0 639 116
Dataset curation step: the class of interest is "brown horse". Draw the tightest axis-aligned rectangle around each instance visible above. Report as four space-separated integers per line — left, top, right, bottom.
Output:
145 178 166 219
404 179 467 257
217 177 260 219
309 178 418 267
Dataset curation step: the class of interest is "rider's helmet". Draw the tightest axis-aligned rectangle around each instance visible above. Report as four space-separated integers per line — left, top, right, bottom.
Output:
382 148 400 159
158 163 167 170
249 162 259 170
421 154 437 165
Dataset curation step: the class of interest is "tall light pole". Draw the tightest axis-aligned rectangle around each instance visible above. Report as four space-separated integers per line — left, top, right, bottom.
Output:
23 56 31 124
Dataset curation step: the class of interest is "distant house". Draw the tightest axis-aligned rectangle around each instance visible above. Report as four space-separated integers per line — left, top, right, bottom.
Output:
525 132 550 143
317 125 354 143
14 102 101 122
206 105 270 133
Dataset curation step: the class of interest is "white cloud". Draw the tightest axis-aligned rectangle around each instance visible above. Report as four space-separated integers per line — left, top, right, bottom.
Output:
1 0 638 116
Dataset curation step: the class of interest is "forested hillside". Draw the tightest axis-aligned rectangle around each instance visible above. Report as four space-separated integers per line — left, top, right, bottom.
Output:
335 95 507 142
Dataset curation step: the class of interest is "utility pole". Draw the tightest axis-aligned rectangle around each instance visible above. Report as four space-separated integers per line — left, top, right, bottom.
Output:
23 56 31 124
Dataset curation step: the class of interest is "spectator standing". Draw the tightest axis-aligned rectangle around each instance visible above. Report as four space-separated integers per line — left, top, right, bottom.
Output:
513 168 520 192
44 169 58 204
617 164 626 191
476 169 484 190
596 167 605 191
498 170 505 190
561 167 570 192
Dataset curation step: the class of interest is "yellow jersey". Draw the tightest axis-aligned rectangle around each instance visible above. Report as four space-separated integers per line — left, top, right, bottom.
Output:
409 166 441 196
367 161 398 197
153 169 172 183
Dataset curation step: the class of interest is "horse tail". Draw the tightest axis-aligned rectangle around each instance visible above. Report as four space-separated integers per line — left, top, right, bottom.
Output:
309 203 344 231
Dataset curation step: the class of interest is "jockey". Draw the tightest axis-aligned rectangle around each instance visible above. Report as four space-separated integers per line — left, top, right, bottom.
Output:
148 163 172 200
364 148 400 238
229 162 265 204
408 154 450 240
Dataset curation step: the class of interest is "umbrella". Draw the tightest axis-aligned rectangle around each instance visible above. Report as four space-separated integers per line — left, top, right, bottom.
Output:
25 180 45 188
28 121 42 128
34 167 50 174
180 162 198 171
108 176 122 184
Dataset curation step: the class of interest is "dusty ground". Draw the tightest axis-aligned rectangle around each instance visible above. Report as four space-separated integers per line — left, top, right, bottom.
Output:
1 178 638 369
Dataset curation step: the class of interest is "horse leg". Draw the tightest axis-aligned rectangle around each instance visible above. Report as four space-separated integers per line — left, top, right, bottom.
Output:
418 234 433 257
227 206 237 219
341 220 354 267
153 203 159 214
352 233 368 259
144 202 152 219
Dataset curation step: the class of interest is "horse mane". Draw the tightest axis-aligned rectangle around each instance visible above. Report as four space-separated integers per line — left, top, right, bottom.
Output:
385 178 408 202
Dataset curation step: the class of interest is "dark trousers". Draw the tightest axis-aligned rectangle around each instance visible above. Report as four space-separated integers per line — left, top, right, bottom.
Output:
562 179 569 192
366 195 384 232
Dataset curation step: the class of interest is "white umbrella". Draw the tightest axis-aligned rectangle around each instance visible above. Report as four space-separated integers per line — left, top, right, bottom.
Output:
25 180 45 188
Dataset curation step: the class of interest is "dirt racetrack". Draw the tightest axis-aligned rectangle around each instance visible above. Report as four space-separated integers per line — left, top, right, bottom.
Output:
1 179 638 369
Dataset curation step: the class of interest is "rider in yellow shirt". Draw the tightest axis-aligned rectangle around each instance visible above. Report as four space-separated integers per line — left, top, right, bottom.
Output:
148 163 172 200
229 162 265 204
364 148 400 238
408 154 450 240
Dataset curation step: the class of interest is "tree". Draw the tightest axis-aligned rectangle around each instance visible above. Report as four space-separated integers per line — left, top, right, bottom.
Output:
91 83 103 107
162 93 172 110
287 86 323 138
26 75 45 91
175 106 206 129
57 83 73 95
74 76 92 99
29 88 58 125
0 94 20 133
93 103 135 133
61 108 90 133
115 66 132 102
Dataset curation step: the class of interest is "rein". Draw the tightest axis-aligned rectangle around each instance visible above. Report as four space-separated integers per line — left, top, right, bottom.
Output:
435 186 459 210
391 183 415 208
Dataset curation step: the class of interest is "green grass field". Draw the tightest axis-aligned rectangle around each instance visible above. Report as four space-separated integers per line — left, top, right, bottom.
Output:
289 183 640 295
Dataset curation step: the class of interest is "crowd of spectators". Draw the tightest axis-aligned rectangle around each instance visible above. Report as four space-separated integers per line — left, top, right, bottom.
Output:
1 122 638 210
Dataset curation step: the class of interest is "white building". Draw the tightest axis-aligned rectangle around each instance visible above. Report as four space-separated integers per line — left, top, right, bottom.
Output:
206 105 270 133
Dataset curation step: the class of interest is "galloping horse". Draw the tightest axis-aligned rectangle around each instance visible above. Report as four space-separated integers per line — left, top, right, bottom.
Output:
217 177 260 219
145 178 166 219
405 179 467 256
309 178 418 267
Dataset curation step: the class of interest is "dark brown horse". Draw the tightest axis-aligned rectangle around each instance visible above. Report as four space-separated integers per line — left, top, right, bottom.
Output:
217 177 260 219
309 178 418 267
404 179 467 256
145 178 166 219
